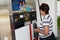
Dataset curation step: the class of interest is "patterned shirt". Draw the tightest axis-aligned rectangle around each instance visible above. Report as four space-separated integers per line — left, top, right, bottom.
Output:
39 14 53 38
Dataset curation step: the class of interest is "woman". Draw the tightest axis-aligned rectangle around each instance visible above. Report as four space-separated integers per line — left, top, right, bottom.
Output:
34 3 56 40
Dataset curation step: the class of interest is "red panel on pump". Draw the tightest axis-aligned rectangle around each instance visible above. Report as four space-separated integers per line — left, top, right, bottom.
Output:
29 24 32 40
29 24 38 40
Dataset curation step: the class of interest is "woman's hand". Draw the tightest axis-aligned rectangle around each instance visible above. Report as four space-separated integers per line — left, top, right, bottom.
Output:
34 26 49 36
34 28 40 33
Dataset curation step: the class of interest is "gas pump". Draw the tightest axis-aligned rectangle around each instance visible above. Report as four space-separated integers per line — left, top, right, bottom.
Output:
11 11 37 40
10 0 40 40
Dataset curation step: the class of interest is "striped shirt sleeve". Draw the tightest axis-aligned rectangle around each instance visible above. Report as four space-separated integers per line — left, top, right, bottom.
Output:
42 19 50 26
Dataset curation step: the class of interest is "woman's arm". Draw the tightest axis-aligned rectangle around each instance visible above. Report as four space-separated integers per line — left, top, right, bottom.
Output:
34 25 49 36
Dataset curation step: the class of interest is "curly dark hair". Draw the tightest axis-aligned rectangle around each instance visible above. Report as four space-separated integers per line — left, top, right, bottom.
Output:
39 3 50 14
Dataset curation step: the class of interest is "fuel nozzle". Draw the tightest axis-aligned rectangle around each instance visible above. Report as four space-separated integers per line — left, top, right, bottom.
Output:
33 23 39 38
33 23 37 29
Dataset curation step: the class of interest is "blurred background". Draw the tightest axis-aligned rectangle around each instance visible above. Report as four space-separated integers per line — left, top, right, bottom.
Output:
0 0 60 40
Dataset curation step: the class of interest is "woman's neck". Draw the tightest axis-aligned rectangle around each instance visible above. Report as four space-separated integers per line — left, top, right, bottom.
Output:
43 14 48 16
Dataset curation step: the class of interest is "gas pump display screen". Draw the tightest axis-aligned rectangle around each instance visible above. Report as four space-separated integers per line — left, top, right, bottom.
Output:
13 13 25 29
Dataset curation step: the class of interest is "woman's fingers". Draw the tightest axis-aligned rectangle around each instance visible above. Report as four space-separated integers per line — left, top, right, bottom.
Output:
34 29 40 33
